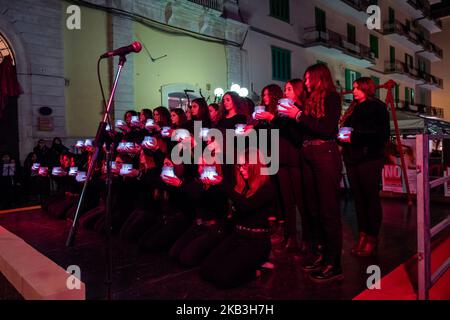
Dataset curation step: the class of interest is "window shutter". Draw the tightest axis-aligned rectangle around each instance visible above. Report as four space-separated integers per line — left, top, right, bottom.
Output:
345 68 351 91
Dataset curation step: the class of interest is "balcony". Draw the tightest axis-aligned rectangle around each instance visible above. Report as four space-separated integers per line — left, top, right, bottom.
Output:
303 27 375 68
383 20 424 52
187 0 223 12
417 38 443 62
398 100 445 118
384 60 424 84
407 0 443 33
418 71 443 90
316 0 372 23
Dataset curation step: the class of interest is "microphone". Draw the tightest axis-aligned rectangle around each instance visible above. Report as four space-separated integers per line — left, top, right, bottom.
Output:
100 41 142 59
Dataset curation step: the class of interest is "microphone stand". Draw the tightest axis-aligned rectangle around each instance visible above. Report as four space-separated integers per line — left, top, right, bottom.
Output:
66 54 128 300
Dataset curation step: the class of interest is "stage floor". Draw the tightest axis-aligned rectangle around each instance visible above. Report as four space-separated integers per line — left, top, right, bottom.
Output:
0 198 448 300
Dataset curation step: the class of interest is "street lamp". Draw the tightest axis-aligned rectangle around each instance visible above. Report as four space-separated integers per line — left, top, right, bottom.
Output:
238 87 249 97
230 83 241 93
214 87 224 103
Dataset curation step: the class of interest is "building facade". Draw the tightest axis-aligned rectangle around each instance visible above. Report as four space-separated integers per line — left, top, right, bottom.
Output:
0 0 247 160
240 0 445 118
0 0 447 161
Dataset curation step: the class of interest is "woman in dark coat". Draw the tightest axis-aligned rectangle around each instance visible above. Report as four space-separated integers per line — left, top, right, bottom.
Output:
338 77 390 257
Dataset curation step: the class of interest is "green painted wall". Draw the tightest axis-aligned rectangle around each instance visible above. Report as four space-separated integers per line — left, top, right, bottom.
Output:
134 22 228 109
63 2 109 137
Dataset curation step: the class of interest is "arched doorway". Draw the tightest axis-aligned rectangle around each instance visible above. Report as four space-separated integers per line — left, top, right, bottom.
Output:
0 33 19 160
0 17 33 163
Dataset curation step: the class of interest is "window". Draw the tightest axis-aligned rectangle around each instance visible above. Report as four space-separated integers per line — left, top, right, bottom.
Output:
405 19 411 32
347 24 356 45
345 68 361 100
388 7 395 24
271 46 291 82
371 76 380 98
270 0 290 22
315 7 326 32
0 33 15 65
405 53 414 70
390 46 395 64
405 87 415 106
345 68 361 91
370 35 379 58
418 57 426 72
394 84 400 103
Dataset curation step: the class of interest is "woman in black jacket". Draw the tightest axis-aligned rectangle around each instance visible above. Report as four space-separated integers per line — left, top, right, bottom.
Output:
168 160 228 267
255 82 305 251
338 77 390 257
279 63 343 283
199 148 276 288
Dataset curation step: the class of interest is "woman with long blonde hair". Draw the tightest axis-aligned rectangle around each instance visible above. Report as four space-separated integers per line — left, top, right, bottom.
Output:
279 63 343 283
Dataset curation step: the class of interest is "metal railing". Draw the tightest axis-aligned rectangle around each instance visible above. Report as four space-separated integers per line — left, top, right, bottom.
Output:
303 27 375 62
340 0 372 11
397 101 445 119
418 37 443 59
408 0 443 29
419 71 444 89
187 0 223 11
383 20 422 45
383 19 442 58
384 60 443 89
416 133 450 300
384 59 421 79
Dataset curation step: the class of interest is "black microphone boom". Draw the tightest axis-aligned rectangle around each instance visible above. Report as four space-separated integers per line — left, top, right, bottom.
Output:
100 41 142 59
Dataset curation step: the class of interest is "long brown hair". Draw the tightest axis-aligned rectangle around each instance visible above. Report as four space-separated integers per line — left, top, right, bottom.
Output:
261 84 283 114
285 78 306 105
304 64 336 119
234 148 270 198
221 91 243 116
339 77 376 126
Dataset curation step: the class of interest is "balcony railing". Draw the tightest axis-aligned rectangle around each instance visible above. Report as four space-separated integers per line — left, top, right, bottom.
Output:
419 38 443 59
418 70 444 89
398 100 445 118
383 20 422 45
408 0 431 14
407 0 443 29
187 0 223 11
304 27 375 62
340 0 371 11
385 59 421 79
385 60 443 88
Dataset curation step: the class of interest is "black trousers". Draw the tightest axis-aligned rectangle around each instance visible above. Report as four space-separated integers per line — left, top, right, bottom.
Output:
139 213 191 252
346 158 384 237
169 224 226 267
119 208 159 243
277 166 303 238
301 142 343 266
200 231 271 289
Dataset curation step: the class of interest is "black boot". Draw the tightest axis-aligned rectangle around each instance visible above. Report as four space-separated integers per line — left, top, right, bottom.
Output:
309 264 344 283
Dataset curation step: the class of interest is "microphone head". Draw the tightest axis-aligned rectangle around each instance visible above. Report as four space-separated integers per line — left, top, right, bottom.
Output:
132 41 142 53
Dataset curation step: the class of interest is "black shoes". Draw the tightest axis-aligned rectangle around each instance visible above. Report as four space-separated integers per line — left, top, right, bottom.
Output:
301 253 324 272
309 264 344 283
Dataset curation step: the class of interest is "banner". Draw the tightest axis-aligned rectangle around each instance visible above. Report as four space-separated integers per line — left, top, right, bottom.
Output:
386 138 416 170
382 164 417 194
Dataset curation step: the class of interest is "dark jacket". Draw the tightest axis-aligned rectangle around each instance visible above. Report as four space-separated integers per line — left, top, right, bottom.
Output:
341 98 390 165
296 92 341 142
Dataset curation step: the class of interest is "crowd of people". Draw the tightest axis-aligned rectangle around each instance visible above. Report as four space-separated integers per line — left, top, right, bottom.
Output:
0 137 71 209
2 63 391 288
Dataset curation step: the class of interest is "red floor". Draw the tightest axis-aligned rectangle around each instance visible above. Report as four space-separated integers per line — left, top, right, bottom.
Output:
354 232 450 300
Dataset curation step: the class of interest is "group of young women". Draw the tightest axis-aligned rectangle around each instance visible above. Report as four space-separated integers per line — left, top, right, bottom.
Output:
38 63 390 287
